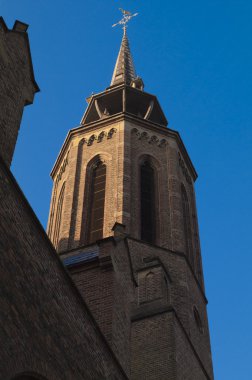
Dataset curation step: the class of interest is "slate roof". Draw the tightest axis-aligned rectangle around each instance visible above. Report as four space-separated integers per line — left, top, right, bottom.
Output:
63 250 98 268
110 28 136 86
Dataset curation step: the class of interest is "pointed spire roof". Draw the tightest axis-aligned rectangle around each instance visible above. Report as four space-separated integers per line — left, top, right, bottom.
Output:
110 28 136 87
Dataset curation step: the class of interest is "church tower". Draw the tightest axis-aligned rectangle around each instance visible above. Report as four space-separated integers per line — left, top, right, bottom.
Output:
47 18 214 380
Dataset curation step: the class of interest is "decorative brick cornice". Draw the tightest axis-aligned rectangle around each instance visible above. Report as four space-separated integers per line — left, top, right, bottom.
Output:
131 127 168 148
81 128 117 146
51 113 197 182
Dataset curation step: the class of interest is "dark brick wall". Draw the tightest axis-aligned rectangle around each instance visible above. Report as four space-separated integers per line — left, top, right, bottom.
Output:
0 158 127 380
173 312 211 380
0 19 38 167
131 310 210 379
64 236 214 380
70 258 114 345
131 312 176 379
127 238 214 379
64 238 134 377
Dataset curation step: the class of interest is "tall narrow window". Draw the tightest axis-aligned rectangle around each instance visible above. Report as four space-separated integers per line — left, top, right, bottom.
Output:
141 161 156 244
87 161 106 244
53 182 65 248
181 185 193 264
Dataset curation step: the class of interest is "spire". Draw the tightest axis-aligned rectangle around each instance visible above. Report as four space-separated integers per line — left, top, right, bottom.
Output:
110 27 136 87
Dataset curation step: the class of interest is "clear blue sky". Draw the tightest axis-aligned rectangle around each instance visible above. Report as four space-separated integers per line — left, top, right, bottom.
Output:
2 1 252 378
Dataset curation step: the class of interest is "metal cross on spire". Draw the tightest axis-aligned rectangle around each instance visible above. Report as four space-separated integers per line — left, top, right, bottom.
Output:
112 8 138 33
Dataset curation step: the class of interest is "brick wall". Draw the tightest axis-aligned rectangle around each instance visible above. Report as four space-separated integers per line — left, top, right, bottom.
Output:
63 235 213 380
127 120 203 285
0 19 38 167
51 109 214 379
48 116 203 286
131 312 176 380
63 238 135 377
70 258 114 345
47 121 126 252
0 157 127 380
127 238 214 379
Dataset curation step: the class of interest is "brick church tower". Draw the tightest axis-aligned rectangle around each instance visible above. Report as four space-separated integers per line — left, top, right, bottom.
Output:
47 25 214 380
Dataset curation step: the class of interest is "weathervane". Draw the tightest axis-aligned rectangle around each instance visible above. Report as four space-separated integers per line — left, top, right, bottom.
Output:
112 8 138 32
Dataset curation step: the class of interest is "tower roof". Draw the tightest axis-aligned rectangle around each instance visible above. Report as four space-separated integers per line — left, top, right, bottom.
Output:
110 28 136 87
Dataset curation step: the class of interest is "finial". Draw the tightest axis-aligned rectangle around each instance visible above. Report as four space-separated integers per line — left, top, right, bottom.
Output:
112 8 138 31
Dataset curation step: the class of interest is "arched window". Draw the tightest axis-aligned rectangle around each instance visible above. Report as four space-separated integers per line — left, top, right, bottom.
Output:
140 161 156 244
181 184 193 264
53 182 65 248
87 161 106 244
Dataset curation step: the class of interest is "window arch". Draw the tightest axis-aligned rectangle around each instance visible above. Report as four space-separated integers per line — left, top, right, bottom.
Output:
53 182 65 248
87 161 106 244
140 160 156 244
181 184 193 265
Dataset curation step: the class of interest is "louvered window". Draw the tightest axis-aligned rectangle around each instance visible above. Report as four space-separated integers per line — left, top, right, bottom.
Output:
141 161 156 244
88 162 106 243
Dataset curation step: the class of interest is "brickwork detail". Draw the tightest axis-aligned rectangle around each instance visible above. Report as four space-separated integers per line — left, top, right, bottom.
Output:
0 158 127 380
80 127 117 146
0 19 38 167
47 122 125 251
138 267 167 304
132 127 168 147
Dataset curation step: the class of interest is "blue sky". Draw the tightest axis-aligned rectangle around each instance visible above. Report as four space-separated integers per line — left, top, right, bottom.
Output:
2 1 252 378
